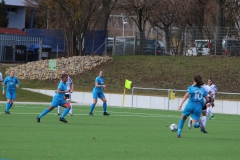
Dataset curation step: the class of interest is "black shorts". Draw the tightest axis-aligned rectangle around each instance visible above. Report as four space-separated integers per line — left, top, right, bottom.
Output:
202 104 207 111
202 96 212 111
64 93 70 100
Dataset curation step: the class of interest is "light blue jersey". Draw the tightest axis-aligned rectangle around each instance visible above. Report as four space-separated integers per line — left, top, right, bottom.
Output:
89 74 108 114
4 76 20 112
92 76 104 93
54 81 67 100
3 76 20 93
182 85 207 120
187 85 207 105
177 84 208 137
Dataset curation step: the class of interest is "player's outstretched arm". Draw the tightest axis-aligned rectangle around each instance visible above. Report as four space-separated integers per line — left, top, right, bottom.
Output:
71 83 74 93
103 87 108 92
178 92 189 110
2 85 5 95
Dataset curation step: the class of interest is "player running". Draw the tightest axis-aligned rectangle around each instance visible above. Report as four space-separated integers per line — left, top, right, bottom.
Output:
188 82 214 133
3 70 20 114
176 75 209 138
57 70 74 116
36 73 71 123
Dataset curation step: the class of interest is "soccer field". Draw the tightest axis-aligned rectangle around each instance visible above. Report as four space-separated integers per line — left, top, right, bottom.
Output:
0 104 239 160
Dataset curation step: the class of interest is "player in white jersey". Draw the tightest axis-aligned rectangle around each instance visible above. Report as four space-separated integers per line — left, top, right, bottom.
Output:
206 78 217 119
188 83 213 133
57 71 74 116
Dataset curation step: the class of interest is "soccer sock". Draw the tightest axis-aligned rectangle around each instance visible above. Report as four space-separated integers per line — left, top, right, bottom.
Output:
177 119 185 135
69 104 73 114
57 106 61 114
199 120 205 130
61 108 70 118
5 102 11 112
103 103 107 112
38 108 51 118
201 116 207 127
90 103 96 113
207 107 212 116
189 117 192 124
9 103 13 109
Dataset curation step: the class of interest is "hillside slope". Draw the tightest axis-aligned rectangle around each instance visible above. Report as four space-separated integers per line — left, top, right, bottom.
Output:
2 55 240 100
73 55 240 93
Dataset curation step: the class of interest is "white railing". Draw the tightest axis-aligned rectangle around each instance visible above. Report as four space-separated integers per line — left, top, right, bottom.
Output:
22 88 240 115
131 87 240 115
131 87 185 109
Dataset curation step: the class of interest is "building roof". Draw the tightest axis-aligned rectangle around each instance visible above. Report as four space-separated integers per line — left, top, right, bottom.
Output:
0 28 28 35
5 0 26 7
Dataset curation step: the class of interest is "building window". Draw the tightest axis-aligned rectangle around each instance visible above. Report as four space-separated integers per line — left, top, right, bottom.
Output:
7 7 17 14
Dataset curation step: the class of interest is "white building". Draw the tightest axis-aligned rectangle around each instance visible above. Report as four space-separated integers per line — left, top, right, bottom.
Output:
4 0 26 30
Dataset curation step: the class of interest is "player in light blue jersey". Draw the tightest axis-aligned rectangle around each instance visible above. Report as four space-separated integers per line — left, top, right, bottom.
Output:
176 75 209 138
0 64 3 94
36 74 71 123
57 70 74 116
3 70 20 114
188 83 213 133
89 70 110 116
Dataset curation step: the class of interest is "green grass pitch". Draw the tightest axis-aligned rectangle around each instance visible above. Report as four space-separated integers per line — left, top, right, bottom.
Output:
0 104 240 160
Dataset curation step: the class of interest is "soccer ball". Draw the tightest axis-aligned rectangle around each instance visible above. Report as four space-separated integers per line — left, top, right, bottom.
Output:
170 123 178 132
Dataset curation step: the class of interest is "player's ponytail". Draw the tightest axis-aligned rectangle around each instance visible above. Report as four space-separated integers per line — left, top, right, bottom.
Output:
194 75 204 88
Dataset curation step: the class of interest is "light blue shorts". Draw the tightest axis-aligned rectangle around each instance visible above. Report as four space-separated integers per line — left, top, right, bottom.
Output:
6 91 16 100
50 98 67 107
92 91 105 99
182 102 202 120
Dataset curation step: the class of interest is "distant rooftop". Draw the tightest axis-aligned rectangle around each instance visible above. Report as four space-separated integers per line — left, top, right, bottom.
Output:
5 0 26 7
0 28 28 35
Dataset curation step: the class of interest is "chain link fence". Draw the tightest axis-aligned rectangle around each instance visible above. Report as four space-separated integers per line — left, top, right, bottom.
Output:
107 26 240 56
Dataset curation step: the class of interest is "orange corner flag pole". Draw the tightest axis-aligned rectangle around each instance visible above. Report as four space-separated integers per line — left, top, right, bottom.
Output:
122 79 132 107
122 88 126 107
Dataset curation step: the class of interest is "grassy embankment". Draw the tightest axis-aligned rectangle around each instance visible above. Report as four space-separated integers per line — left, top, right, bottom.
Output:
1 55 240 102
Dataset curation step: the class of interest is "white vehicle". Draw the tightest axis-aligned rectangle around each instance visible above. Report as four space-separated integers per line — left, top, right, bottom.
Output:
186 40 211 56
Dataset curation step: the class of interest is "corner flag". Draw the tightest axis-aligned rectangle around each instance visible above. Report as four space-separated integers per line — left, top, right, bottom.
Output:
122 79 132 107
125 79 132 89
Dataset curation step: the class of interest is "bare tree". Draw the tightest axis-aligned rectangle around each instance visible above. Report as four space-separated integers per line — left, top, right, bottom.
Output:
26 0 115 56
117 0 160 54
100 0 118 30
215 0 224 55
148 0 179 54
25 0 50 28
49 0 106 56
26 0 240 56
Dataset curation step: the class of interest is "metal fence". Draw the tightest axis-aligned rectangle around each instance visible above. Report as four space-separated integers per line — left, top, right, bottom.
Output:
107 26 240 56
0 34 42 62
